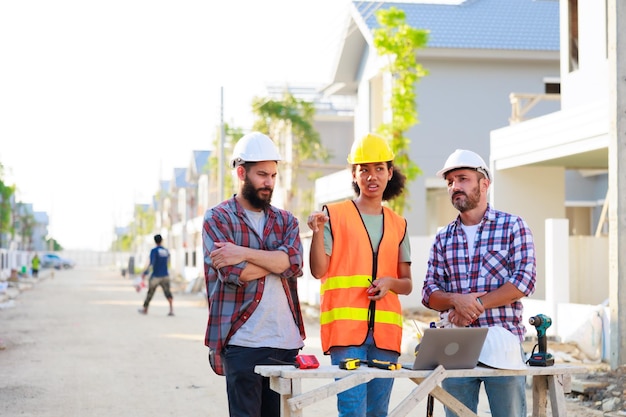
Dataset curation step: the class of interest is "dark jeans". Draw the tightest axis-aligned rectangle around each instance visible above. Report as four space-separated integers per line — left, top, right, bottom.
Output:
223 345 298 417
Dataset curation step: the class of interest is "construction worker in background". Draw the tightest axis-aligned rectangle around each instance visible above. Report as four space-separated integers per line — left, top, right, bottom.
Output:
422 149 536 417
31 253 40 278
308 133 413 417
138 234 174 316
202 132 305 417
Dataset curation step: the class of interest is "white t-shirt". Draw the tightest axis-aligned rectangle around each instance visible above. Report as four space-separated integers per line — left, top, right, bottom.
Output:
461 223 479 258
228 209 303 349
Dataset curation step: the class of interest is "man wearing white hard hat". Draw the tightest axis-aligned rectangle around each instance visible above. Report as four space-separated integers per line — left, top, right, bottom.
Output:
422 149 536 417
202 132 306 417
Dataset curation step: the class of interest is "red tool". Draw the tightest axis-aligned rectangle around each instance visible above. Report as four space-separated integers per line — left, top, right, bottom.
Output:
295 355 320 369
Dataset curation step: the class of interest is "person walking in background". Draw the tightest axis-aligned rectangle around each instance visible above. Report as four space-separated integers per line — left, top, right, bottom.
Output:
307 133 413 417
138 234 174 316
31 253 40 278
202 132 305 417
422 149 536 417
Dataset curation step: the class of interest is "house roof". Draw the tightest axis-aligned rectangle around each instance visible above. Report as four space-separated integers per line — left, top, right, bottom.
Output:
34 211 48 223
353 0 559 51
326 0 559 95
192 150 211 175
173 168 190 189
159 180 170 194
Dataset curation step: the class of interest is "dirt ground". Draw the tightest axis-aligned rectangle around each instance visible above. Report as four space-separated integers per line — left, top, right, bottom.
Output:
0 267 613 416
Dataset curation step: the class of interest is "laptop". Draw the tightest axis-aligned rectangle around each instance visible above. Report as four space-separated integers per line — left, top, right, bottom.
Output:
403 327 489 370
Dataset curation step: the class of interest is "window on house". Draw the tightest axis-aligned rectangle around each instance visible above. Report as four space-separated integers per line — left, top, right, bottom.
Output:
568 0 579 72
192 251 197 267
544 78 561 94
185 251 189 267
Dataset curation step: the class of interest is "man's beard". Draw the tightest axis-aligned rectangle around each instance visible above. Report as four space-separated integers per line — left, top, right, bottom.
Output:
451 186 480 212
241 176 273 210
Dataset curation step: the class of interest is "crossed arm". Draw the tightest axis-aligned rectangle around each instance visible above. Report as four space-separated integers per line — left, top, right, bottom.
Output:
210 241 290 282
204 209 302 284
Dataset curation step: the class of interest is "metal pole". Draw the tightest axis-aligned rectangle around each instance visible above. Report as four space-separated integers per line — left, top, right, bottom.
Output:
607 0 626 369
218 86 225 202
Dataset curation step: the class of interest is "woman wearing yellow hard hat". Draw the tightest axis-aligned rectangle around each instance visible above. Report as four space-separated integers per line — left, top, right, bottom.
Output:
307 133 413 417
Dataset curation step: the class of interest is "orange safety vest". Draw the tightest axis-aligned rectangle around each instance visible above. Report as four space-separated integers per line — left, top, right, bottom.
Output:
320 200 406 354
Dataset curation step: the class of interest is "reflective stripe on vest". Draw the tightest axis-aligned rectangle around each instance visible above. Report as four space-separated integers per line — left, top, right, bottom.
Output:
320 200 406 353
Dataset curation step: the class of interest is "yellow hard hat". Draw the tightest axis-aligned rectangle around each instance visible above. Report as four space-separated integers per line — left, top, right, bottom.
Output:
347 133 395 164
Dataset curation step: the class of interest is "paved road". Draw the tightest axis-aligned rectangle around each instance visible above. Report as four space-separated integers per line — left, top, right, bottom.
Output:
1 266 226 417
0 267 599 417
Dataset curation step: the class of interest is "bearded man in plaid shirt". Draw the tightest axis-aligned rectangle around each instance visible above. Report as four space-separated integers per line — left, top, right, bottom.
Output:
203 132 305 417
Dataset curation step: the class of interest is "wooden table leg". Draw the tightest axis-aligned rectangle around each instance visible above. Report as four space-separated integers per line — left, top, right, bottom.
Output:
532 374 570 417
269 375 296 417
287 373 374 414
547 375 568 417
291 379 303 417
532 375 548 417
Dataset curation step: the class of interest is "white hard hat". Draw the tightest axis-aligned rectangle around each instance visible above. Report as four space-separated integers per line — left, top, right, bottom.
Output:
478 326 527 370
436 149 491 180
230 132 282 168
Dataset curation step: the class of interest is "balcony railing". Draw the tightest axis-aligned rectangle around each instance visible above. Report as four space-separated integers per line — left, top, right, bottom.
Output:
509 92 561 124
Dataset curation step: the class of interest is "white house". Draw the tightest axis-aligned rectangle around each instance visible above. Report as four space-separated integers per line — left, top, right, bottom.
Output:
490 0 625 367
315 0 562 308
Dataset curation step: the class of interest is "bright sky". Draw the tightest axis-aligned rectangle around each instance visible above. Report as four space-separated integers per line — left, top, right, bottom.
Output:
0 0 350 251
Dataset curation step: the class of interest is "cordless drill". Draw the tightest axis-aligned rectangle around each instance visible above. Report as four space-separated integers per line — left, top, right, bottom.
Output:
528 314 555 366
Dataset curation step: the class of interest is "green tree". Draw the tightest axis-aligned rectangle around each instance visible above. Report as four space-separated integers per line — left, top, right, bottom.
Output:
112 232 133 252
130 204 154 251
134 204 155 236
0 163 16 249
115 204 155 253
45 237 63 251
373 6 429 214
251 92 330 218
14 202 35 250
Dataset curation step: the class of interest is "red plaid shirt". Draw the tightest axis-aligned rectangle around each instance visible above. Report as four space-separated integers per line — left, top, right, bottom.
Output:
202 197 305 375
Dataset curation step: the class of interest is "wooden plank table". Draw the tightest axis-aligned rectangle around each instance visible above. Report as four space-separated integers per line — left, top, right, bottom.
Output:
255 363 587 417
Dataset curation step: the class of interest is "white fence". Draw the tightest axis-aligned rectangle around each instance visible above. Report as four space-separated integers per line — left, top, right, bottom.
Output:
0 249 133 280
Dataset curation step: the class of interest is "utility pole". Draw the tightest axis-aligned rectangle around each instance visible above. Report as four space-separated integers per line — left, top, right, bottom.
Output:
607 0 626 370
218 86 225 203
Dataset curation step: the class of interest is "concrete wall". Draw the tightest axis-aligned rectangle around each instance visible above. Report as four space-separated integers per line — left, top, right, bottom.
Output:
491 165 566 300
560 0 609 109
569 235 609 305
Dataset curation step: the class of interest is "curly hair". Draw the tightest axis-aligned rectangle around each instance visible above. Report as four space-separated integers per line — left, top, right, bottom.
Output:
351 162 406 201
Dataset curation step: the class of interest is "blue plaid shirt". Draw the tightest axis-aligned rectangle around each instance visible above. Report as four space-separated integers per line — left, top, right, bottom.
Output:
422 205 536 341
202 196 305 375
